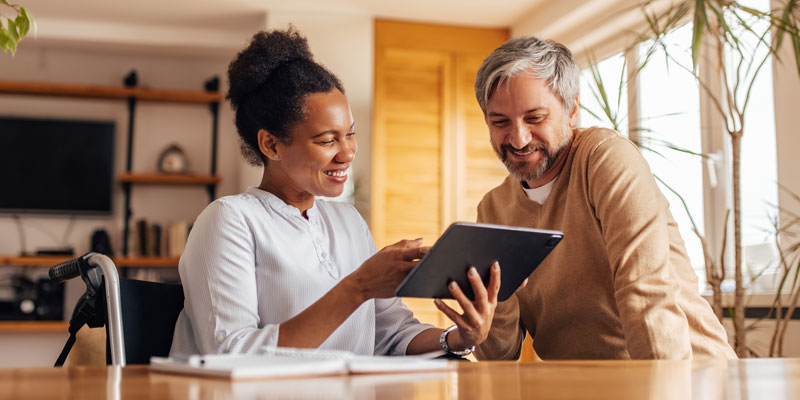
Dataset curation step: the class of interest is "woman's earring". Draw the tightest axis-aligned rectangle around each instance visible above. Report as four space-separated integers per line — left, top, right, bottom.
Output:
272 154 280 160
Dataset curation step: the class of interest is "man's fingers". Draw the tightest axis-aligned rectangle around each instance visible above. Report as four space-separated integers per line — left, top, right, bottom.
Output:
487 262 501 304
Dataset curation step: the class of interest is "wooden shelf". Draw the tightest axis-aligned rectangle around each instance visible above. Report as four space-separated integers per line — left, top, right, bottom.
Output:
0 255 72 266
0 80 222 104
119 172 221 185
0 255 179 268
0 321 69 333
114 257 179 268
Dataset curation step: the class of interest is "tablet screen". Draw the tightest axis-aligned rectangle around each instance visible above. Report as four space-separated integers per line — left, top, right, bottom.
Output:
394 222 562 302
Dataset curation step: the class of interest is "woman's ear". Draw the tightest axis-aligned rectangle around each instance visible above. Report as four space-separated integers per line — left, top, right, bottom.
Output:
257 129 280 161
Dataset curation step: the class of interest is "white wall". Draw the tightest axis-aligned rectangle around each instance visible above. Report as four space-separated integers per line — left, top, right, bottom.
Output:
768 0 800 359
0 39 244 367
238 11 375 220
772 8 800 228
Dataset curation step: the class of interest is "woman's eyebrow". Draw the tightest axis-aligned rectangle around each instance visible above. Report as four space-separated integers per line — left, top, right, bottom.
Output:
312 123 355 138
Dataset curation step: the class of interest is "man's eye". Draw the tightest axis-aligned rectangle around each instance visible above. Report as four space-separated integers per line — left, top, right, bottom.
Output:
317 140 335 145
491 120 509 127
527 115 545 123
346 132 356 137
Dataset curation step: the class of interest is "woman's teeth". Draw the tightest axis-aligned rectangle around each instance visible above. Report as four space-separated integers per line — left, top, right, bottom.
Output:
325 170 346 177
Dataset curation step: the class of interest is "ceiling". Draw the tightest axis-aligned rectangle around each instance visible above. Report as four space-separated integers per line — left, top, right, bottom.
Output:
18 0 652 61
21 0 547 30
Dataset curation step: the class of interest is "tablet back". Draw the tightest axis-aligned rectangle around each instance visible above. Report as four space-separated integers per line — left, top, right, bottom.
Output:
395 222 562 302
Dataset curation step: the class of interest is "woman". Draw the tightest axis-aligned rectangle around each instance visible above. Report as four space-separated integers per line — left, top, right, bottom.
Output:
170 28 500 357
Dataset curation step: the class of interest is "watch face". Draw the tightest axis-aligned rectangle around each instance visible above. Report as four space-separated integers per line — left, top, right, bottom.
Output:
158 145 189 173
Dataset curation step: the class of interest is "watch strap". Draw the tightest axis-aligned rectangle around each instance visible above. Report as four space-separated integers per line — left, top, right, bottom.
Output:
440 325 475 356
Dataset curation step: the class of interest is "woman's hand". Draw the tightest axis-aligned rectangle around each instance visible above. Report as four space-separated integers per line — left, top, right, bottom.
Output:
434 262 501 351
347 238 430 301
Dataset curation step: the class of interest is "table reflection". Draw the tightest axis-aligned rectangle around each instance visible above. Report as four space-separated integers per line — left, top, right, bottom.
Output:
4 358 800 400
149 371 452 400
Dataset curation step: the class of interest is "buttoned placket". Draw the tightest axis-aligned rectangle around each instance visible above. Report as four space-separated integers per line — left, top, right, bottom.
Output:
304 211 339 280
254 189 341 280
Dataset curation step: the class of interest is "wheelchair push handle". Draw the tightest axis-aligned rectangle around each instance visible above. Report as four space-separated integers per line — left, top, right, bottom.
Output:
49 255 90 283
48 252 127 367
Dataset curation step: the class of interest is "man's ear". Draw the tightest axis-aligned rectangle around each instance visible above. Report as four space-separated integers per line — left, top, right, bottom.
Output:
568 95 579 127
257 129 280 161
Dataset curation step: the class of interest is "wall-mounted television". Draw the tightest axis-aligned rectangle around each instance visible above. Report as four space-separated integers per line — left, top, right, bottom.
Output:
0 116 115 214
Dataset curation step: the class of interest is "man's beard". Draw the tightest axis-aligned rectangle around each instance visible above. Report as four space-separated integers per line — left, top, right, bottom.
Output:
495 120 572 182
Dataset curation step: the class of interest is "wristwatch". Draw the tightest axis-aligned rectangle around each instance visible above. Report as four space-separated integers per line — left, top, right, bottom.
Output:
440 325 475 356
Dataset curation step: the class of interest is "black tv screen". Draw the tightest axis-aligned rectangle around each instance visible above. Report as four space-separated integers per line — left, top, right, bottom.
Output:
0 116 115 214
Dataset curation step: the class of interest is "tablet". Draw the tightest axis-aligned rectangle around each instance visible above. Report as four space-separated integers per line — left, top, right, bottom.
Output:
394 222 563 302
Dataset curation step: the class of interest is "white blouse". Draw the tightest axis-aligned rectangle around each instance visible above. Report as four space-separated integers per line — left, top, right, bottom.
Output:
170 187 431 356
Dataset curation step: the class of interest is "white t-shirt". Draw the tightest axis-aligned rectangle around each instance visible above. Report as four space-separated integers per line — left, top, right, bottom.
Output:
521 178 556 204
170 187 431 356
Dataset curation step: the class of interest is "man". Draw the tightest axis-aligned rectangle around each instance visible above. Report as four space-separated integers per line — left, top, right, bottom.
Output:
472 36 736 360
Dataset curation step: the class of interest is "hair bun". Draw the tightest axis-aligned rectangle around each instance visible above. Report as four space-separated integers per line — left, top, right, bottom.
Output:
227 27 314 109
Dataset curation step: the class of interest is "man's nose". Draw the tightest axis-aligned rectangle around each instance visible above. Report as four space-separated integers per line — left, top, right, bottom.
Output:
509 122 531 149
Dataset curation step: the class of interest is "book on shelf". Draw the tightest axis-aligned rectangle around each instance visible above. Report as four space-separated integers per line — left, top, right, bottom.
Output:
167 220 188 258
128 219 185 259
137 219 148 256
150 347 450 380
151 224 162 257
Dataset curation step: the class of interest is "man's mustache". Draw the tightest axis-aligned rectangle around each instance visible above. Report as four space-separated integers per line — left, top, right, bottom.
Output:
501 143 546 155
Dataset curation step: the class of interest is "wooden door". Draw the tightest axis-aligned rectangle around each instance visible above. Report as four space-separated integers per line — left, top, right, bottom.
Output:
454 53 511 223
373 48 450 248
372 20 509 329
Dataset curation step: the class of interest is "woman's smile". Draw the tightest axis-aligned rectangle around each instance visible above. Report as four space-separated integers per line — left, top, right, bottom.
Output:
323 167 349 182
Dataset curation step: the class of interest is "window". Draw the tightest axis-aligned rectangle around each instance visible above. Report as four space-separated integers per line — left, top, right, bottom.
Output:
579 52 628 135
578 2 782 293
730 0 779 291
580 37 706 276
637 23 706 273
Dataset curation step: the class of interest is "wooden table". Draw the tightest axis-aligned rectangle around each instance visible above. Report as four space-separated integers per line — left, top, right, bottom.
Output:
1 359 799 399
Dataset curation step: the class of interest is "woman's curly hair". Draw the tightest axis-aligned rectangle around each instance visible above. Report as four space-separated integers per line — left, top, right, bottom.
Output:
226 27 344 166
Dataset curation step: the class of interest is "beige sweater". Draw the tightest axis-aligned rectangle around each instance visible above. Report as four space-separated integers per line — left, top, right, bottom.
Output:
475 127 736 360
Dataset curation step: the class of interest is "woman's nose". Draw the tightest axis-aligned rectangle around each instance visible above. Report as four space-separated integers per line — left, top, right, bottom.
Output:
337 143 356 162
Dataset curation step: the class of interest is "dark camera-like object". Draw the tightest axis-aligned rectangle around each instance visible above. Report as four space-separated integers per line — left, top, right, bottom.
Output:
0 275 63 321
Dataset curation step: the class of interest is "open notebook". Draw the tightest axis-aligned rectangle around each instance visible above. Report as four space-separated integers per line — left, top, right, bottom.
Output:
150 347 450 380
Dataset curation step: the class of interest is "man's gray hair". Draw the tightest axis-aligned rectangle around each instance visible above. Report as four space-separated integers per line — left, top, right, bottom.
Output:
475 35 580 115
